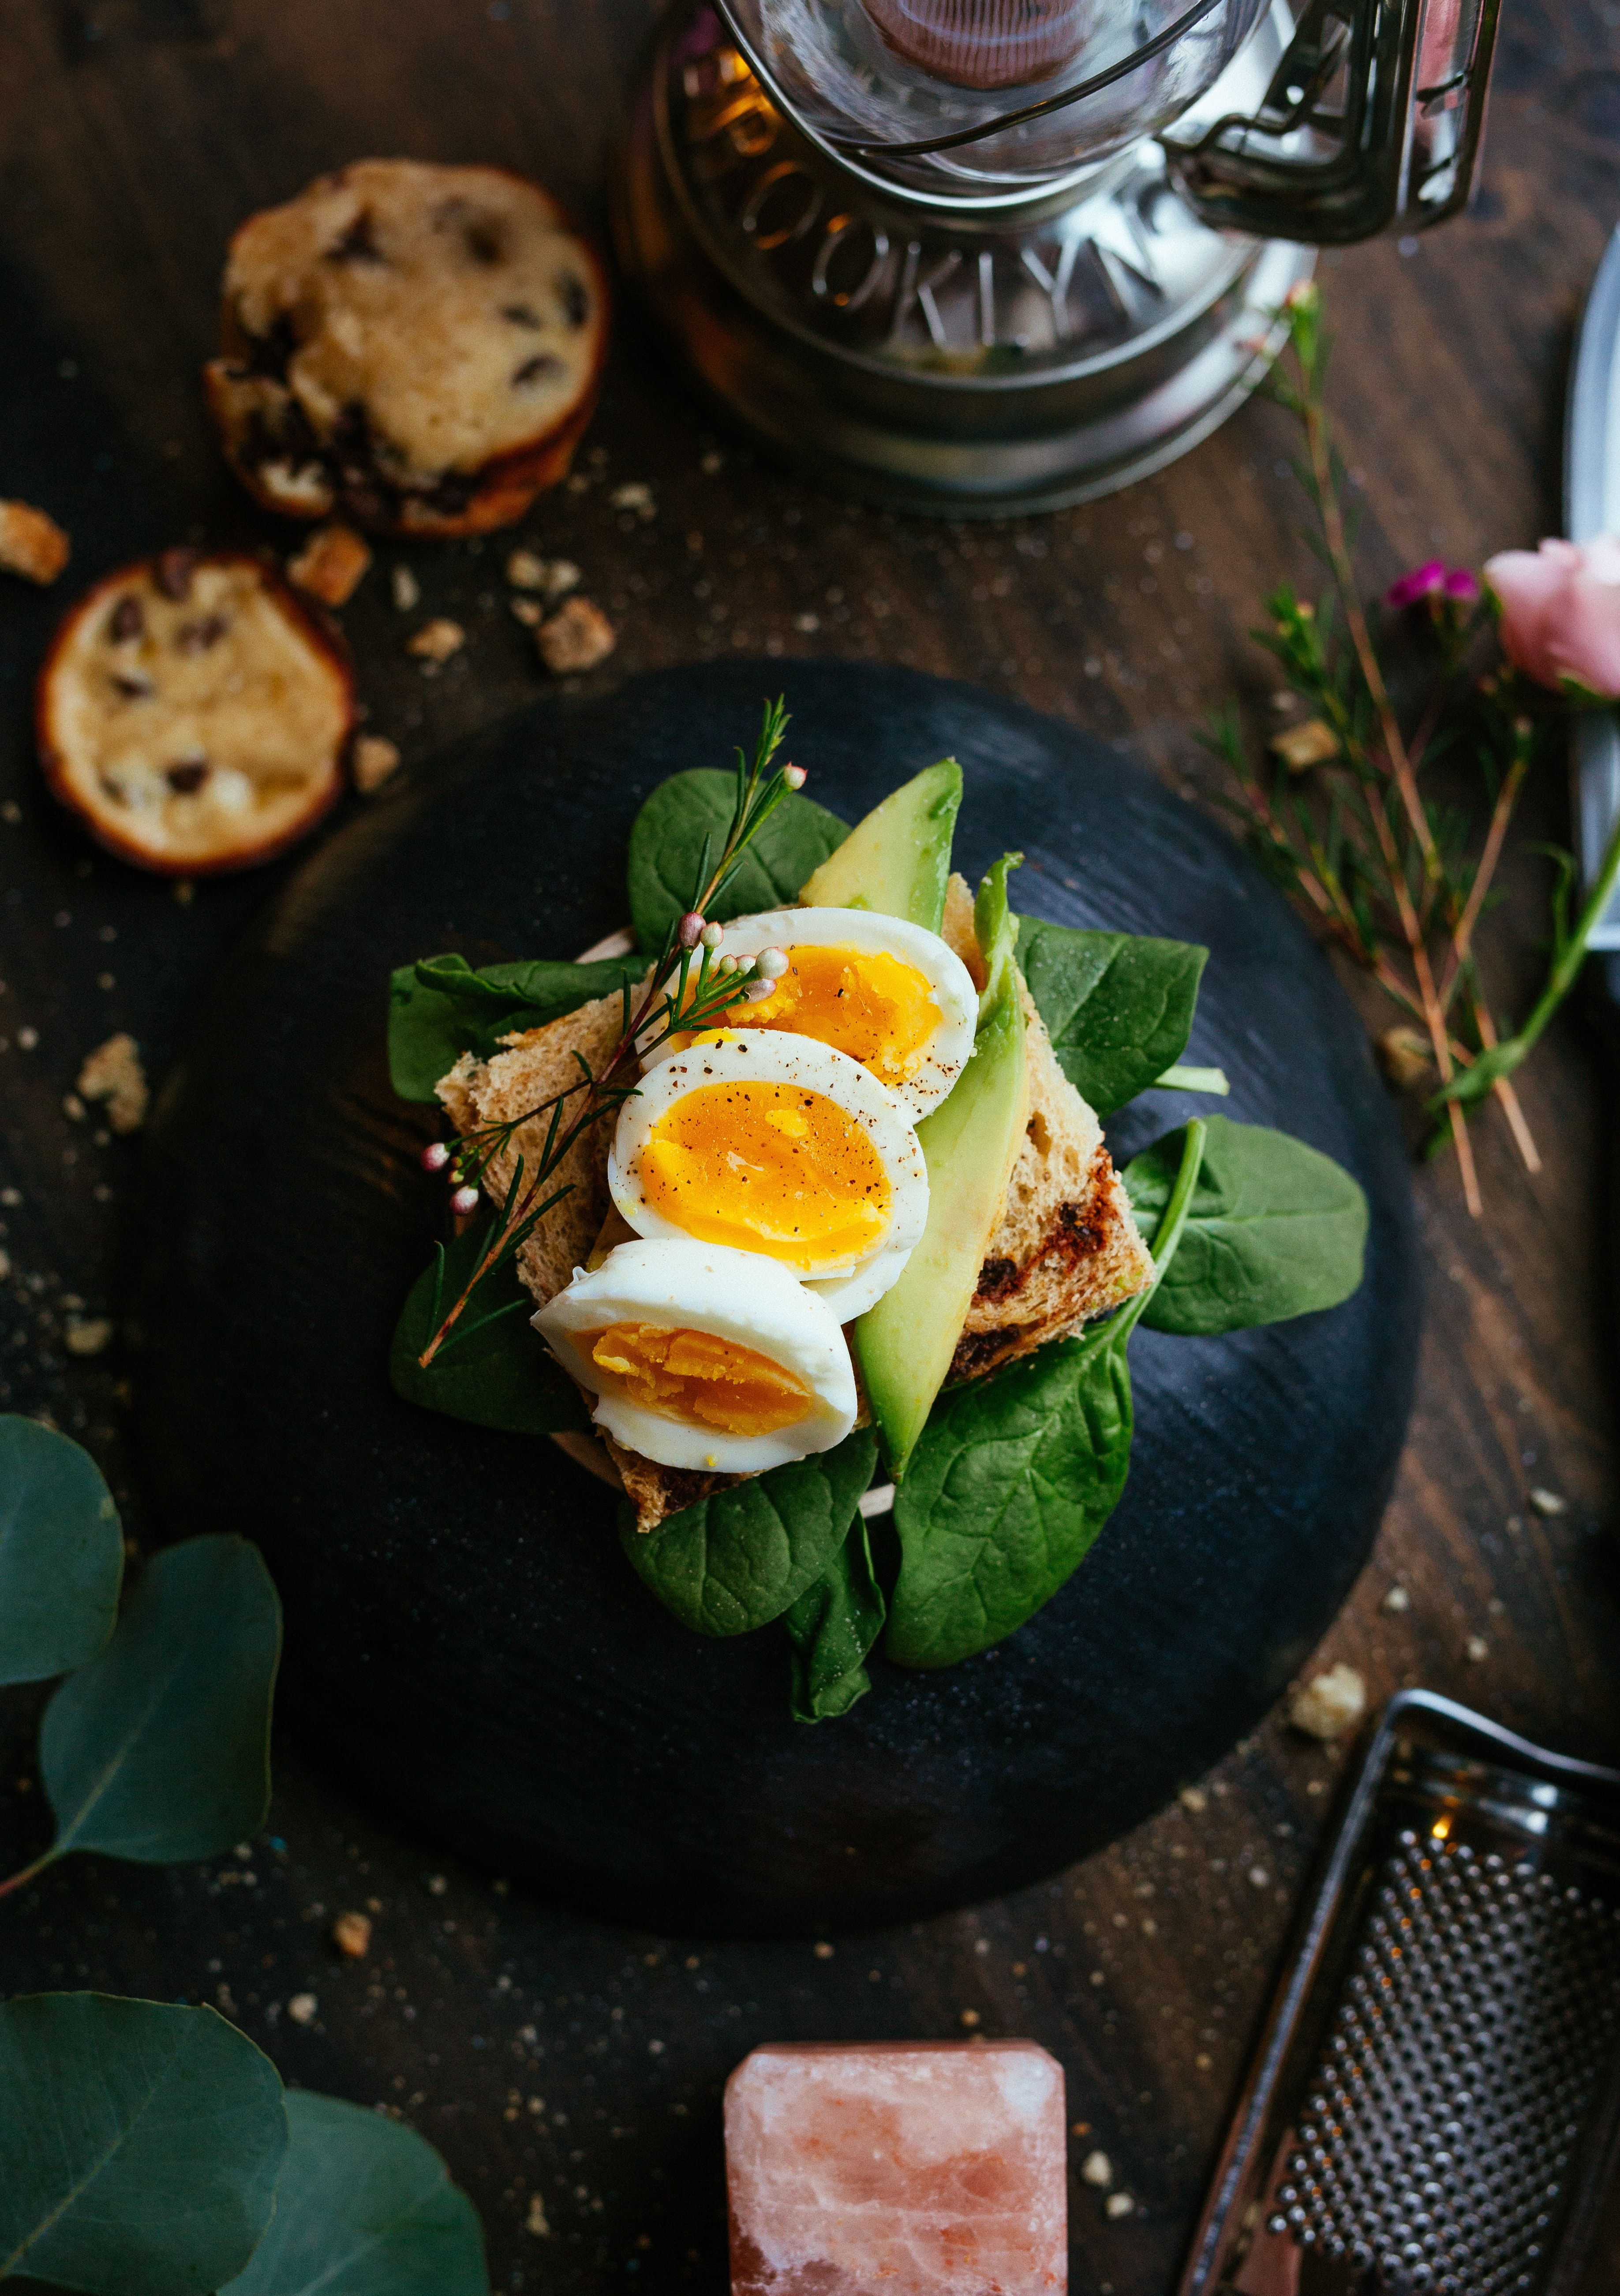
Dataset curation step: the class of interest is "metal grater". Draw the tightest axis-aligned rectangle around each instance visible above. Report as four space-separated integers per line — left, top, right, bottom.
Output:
1180 1691 1620 2296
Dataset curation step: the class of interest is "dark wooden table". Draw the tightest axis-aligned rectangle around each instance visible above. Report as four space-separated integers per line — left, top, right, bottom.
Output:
4 1 1620 2288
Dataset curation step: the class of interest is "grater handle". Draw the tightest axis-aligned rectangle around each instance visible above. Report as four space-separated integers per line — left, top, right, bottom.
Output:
1162 0 1500 245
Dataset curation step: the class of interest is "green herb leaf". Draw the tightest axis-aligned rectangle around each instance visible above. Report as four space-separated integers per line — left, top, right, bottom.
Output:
885 1327 1134 1669
388 952 644 1104
620 1428 879 1637
887 1123 1207 1669
1014 917 1208 1116
626 768 847 954
784 1517 886 1723
39 1536 281 1867
0 1993 286 2294
1122 1114 1367 1335
0 1417 124 1687
391 1218 587 1437
220 2090 488 2296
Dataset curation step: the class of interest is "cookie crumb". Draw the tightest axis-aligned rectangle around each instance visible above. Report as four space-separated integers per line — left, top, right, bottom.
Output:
287 1992 318 2025
407 617 465 663
537 596 614 674
1105 2192 1135 2220
506 548 547 590
1288 1661 1366 1743
288 523 371 607
609 481 655 517
352 735 401 795
65 1317 113 1357
511 597 543 627
0 500 71 585
1082 2151 1112 2188
391 564 421 612
331 1909 372 1958
77 1033 148 1134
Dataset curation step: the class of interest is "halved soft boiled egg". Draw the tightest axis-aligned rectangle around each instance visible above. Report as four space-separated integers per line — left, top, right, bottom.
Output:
535 1239 858 1473
608 1031 929 1320
644 907 978 1122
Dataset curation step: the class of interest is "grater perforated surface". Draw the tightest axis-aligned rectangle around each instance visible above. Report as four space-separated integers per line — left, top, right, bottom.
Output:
1267 1828 1620 2292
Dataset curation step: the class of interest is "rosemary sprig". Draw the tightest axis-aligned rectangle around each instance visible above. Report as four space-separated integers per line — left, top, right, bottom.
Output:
414 698 803 1368
1211 281 1594 1218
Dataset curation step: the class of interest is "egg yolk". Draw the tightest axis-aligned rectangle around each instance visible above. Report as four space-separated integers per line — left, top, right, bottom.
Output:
728 945 941 1088
588 1322 814 1435
637 1079 891 1269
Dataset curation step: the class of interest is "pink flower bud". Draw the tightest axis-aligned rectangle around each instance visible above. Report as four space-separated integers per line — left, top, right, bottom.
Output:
1485 535 1620 697
678 911 705 949
782 764 806 789
450 1184 480 1217
420 1141 450 1173
742 977 776 1003
755 946 789 980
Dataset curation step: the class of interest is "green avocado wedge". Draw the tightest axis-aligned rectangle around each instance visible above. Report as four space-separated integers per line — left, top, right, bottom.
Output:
854 855 1028 1478
797 759 962 930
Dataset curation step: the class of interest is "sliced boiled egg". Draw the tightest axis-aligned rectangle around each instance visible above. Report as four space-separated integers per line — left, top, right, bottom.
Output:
535 1238 857 1473
644 907 978 1121
608 1032 928 1315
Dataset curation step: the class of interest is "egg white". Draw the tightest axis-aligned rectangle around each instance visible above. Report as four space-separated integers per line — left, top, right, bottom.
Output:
643 906 978 1121
609 1032 928 1295
534 1238 857 1472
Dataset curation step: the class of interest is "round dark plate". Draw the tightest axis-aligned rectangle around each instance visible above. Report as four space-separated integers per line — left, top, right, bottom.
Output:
137 661 1418 1938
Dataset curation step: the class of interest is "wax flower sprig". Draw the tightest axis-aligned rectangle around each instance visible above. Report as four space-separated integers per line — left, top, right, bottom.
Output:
1211 280 1620 1217
414 696 804 1369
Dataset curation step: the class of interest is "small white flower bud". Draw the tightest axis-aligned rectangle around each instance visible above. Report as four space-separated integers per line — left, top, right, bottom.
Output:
782 764 806 789
420 1141 450 1173
450 1184 480 1217
677 911 705 949
700 920 724 949
754 947 788 981
742 977 776 1003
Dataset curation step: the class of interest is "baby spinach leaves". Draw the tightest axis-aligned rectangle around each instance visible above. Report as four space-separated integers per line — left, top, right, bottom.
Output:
391 1220 587 1436
626 767 847 954
0 1417 123 1687
784 1518 887 1723
0 1994 287 2296
887 1121 1206 1670
1123 1114 1367 1335
1015 916 1207 1115
389 951 645 1104
621 1428 879 1638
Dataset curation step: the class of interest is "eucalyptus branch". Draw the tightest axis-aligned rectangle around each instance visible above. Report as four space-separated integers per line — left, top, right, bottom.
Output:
414 698 805 1368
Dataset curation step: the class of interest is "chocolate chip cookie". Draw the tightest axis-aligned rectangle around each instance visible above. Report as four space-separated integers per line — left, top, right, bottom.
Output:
204 159 607 537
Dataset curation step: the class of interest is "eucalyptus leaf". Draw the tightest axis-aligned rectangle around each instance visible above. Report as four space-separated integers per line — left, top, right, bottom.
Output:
391 1219 587 1437
389 952 645 1104
39 1536 280 1867
0 1993 286 2295
1015 916 1207 1116
621 1428 879 1637
220 2090 488 2296
0 1417 123 1687
784 1517 886 1723
626 768 847 955
1122 1114 1367 1335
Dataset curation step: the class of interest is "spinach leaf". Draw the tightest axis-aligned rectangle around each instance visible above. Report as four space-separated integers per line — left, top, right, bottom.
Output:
1123 1113 1367 1335
620 1427 879 1637
887 1122 1206 1669
391 1219 587 1437
221 2090 488 2296
0 1994 286 2296
39 1536 281 1867
626 768 848 955
389 952 644 1104
0 1416 124 1687
784 1517 886 1723
1014 916 1207 1116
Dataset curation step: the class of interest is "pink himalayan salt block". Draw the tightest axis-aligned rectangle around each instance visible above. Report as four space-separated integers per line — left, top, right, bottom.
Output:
726 2039 1067 2295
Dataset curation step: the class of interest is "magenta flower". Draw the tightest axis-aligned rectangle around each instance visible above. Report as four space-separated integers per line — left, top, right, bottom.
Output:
1484 535 1620 698
1386 560 1480 611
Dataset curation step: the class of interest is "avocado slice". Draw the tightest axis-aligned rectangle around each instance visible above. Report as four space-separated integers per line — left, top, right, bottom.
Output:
797 759 962 932
854 854 1028 1478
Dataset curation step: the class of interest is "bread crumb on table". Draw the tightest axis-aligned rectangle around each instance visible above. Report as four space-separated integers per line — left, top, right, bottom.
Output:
352 735 401 795
536 595 615 674
406 617 465 663
287 523 371 607
331 1909 372 1958
391 564 420 612
1288 1661 1366 1742
0 500 71 584
64 1316 113 1356
76 1032 148 1134
286 1992 318 2025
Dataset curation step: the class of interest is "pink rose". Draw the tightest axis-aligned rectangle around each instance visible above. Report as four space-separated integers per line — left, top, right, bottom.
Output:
1484 534 1620 697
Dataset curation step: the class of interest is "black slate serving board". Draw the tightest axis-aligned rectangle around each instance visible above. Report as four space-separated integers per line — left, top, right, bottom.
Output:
136 659 1419 1937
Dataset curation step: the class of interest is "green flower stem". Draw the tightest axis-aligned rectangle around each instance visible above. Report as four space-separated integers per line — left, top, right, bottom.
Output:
1430 790 1620 1112
1120 1117 1208 1341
